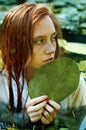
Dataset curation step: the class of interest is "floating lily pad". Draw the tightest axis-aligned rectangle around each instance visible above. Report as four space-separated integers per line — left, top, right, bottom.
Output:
28 57 80 103
58 39 86 55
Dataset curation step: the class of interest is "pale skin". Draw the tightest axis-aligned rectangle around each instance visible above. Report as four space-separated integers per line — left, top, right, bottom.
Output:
26 16 60 124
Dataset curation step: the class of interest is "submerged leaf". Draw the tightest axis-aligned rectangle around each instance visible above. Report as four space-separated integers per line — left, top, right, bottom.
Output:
28 57 80 103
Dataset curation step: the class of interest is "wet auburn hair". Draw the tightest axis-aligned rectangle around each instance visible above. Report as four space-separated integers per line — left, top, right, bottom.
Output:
1 2 62 112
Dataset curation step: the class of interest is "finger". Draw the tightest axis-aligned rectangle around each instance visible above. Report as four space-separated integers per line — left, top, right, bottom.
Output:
43 109 56 118
27 100 47 112
42 109 52 119
47 100 60 111
29 109 43 118
41 116 50 124
31 114 42 123
26 95 48 106
45 104 55 115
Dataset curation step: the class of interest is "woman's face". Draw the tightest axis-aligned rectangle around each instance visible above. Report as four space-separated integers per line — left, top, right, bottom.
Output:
29 16 57 69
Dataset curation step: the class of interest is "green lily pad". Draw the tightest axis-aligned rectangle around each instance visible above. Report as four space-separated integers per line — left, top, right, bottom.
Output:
28 57 80 103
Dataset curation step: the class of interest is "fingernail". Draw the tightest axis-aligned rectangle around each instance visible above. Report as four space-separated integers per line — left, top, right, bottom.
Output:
47 99 50 103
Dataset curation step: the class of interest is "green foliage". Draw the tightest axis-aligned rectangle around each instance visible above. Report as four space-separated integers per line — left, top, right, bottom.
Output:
28 57 80 103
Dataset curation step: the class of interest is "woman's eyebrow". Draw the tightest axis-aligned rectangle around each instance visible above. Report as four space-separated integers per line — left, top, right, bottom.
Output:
33 31 57 39
51 32 57 36
33 35 45 39
33 32 57 38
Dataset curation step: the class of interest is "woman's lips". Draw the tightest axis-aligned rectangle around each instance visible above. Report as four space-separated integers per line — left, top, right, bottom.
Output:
43 58 54 63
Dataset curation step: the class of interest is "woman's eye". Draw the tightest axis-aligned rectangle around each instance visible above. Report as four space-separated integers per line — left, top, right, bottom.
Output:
33 38 44 44
51 35 57 42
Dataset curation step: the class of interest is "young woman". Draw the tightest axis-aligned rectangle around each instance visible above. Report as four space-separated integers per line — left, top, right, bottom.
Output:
0 2 86 129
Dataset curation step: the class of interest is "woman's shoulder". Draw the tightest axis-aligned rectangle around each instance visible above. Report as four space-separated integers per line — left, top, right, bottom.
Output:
0 70 7 83
61 73 86 109
0 69 9 104
79 73 86 87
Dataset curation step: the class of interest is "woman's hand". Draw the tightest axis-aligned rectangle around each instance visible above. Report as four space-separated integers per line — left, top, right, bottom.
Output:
41 100 60 124
26 95 48 123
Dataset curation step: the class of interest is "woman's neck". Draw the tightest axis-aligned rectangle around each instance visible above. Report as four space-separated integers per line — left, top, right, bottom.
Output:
24 66 37 83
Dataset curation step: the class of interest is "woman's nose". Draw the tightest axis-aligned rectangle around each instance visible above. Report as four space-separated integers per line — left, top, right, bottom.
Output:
46 41 56 54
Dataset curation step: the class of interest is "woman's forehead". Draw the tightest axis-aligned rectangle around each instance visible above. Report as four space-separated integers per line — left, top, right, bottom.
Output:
33 16 56 37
